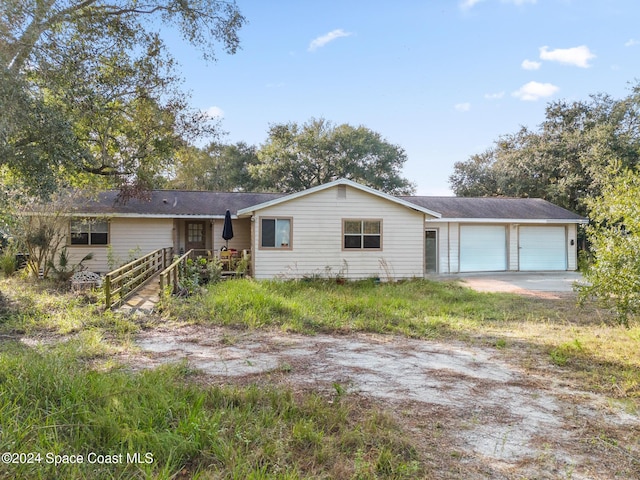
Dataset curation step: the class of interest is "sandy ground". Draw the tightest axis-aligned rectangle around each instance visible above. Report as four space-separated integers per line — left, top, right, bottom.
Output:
114 272 638 478
127 321 640 479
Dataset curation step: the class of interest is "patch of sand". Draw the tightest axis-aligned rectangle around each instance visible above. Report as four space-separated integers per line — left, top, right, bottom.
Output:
129 325 640 479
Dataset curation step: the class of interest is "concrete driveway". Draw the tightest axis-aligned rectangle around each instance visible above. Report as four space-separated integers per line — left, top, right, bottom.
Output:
440 271 586 295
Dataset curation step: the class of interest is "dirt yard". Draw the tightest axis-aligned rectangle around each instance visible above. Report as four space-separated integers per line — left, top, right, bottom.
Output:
126 318 640 479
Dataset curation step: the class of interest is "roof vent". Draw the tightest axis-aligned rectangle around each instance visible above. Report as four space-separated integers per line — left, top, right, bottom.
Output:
337 185 347 200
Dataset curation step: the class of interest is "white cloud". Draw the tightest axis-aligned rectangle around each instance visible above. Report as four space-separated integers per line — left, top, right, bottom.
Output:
484 92 505 100
625 39 639 47
204 106 224 118
308 29 353 52
512 81 559 101
454 102 471 112
539 45 595 68
521 59 541 70
461 0 535 9
460 0 484 9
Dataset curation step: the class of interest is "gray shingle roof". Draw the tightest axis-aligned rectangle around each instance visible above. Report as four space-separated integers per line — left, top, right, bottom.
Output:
70 189 585 221
401 196 585 220
71 190 285 217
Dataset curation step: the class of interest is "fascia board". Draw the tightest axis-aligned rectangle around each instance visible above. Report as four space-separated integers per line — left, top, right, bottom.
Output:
426 217 589 224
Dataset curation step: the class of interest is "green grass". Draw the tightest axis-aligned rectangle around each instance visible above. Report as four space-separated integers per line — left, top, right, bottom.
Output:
0 340 423 479
2 276 640 478
161 277 532 337
0 278 426 479
161 277 640 401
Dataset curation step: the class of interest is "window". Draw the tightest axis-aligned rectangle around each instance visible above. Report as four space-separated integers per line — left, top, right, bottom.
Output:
343 220 381 249
187 223 204 243
260 218 291 249
70 219 109 245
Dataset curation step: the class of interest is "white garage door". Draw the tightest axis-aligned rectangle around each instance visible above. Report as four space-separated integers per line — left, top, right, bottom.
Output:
519 226 566 271
459 225 506 272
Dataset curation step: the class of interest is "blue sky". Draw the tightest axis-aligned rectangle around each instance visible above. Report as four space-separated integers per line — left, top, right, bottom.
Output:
165 0 640 195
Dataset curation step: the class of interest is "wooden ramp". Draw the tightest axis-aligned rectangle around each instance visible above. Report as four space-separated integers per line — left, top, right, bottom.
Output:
118 274 162 314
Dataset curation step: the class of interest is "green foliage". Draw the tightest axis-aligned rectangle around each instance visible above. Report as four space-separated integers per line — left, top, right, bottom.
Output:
0 237 18 277
176 256 223 295
0 1 246 197
0 69 86 197
0 342 424 479
579 169 640 325
252 117 416 194
450 85 640 217
169 142 261 191
163 278 531 336
48 247 94 284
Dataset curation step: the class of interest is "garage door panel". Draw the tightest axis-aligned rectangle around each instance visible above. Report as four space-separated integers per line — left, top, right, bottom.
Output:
460 226 506 272
519 226 566 271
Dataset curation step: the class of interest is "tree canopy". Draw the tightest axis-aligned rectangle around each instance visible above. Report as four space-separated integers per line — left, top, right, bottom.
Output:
168 142 260 192
0 0 245 197
579 168 640 325
251 118 416 195
449 85 640 216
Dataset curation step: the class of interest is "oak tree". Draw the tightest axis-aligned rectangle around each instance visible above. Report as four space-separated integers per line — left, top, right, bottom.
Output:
253 118 416 194
0 0 245 197
449 86 640 216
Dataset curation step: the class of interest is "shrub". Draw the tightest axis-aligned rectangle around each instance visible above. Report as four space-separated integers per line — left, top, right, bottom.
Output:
0 250 17 277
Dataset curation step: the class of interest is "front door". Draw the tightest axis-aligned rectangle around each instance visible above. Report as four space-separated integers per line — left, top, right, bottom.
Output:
185 221 206 252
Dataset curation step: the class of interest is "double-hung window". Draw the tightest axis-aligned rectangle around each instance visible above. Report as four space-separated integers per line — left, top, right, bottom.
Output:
343 220 382 250
260 218 291 249
70 218 109 245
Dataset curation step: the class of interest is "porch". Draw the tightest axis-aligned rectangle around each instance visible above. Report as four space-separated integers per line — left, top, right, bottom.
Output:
172 217 252 259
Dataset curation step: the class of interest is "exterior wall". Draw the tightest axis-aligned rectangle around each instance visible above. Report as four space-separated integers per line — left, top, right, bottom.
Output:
567 223 578 271
424 222 449 274
66 217 174 274
448 222 460 273
425 221 579 273
175 219 215 254
211 218 252 253
508 224 519 271
248 185 427 280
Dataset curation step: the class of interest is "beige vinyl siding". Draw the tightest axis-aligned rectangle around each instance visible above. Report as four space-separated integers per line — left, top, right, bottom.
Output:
508 224 519 271
250 185 427 280
67 218 173 273
424 222 450 274
567 223 577 271
212 218 251 253
448 222 460 273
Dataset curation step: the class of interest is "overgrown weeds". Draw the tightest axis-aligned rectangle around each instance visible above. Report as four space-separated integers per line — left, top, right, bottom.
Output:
2 276 640 478
0 341 424 479
161 278 640 401
0 277 429 478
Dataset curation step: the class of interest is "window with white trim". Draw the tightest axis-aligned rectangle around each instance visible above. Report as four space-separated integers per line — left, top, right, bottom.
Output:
343 220 381 249
70 218 109 245
260 218 291 248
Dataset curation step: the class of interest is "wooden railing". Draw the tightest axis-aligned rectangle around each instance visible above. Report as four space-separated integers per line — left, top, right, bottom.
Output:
104 247 172 309
159 249 194 295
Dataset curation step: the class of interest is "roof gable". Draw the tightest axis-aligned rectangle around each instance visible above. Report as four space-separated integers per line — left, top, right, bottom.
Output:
236 178 442 218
